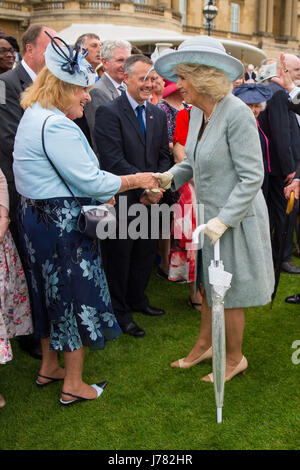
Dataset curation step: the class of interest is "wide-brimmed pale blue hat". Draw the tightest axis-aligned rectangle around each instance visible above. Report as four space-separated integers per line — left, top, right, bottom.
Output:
233 83 273 104
44 32 96 87
154 36 244 83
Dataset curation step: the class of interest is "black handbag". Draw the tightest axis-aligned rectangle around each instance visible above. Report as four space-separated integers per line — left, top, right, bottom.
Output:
41 115 116 239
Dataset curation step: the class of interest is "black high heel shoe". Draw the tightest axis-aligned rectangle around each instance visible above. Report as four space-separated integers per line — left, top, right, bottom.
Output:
59 381 108 406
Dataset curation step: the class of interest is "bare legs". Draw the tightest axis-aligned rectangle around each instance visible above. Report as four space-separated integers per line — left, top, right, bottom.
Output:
0 394 5 408
61 347 97 401
200 305 245 381
38 337 65 384
158 238 170 275
38 339 97 400
189 283 203 311
172 290 246 379
224 306 245 369
184 290 212 362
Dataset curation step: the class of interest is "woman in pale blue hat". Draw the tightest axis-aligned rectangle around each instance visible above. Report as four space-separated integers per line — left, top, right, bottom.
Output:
13 33 158 405
153 36 274 382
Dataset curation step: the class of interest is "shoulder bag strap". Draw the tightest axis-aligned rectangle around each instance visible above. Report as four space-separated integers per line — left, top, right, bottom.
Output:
41 115 84 213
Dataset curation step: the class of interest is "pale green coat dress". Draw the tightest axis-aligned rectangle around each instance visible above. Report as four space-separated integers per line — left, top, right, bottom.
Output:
169 93 274 308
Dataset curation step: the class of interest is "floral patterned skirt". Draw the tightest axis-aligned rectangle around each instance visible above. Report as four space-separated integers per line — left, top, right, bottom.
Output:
168 182 197 283
0 230 32 363
17 196 122 352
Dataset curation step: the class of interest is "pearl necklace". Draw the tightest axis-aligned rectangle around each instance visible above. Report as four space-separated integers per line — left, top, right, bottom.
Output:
203 103 217 124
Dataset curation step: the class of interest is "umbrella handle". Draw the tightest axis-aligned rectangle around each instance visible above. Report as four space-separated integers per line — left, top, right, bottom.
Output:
192 224 220 262
286 191 295 215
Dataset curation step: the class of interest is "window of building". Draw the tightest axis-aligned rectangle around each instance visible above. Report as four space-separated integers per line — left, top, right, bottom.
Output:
230 2 240 33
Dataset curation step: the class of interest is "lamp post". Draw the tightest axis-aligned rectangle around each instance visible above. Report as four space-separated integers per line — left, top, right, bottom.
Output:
203 0 218 36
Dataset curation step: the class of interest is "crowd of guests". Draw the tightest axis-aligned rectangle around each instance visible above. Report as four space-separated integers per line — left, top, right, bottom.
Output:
0 25 299 409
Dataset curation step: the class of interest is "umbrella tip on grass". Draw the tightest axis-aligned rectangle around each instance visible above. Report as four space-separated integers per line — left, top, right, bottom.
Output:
217 407 222 423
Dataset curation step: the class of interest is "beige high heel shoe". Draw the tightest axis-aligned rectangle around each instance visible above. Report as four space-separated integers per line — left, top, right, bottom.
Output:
171 346 212 369
201 356 248 383
0 393 6 408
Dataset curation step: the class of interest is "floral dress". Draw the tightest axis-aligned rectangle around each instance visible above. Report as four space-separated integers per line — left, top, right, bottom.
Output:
168 107 197 283
17 196 121 352
0 230 32 363
157 100 178 144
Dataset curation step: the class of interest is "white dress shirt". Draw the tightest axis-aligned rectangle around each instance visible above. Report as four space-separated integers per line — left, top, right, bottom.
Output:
21 59 37 82
125 90 147 127
104 72 125 96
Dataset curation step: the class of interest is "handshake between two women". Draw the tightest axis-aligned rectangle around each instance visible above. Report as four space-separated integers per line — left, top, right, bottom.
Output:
148 171 228 247
140 171 174 205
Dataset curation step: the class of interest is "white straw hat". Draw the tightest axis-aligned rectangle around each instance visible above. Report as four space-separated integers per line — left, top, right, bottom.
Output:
154 35 244 83
44 32 97 87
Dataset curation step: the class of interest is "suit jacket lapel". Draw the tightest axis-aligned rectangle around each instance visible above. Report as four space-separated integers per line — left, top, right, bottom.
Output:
122 94 146 146
16 64 32 91
103 74 119 100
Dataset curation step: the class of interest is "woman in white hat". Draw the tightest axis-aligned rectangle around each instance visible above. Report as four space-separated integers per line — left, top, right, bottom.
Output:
13 33 158 405
153 36 274 382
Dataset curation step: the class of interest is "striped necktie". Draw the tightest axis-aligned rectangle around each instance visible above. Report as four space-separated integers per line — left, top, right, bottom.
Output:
118 84 126 94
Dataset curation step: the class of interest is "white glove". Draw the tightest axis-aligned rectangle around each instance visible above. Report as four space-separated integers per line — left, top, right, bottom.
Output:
152 171 174 190
204 217 228 246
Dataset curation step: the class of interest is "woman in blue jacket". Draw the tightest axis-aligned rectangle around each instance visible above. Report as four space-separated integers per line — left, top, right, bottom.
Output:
13 34 158 406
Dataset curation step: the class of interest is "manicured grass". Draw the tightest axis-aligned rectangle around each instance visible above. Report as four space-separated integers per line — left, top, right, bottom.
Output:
0 257 299 450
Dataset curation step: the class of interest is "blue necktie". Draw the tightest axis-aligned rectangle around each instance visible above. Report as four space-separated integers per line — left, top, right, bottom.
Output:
136 105 146 136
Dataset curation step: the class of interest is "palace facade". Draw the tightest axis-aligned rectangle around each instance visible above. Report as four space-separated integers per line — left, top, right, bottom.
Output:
0 0 299 61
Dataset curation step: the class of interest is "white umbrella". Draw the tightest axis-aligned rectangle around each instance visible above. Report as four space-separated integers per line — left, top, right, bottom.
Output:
193 224 232 423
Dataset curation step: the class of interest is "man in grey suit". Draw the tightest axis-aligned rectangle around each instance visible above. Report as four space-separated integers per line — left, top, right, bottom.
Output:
0 23 56 358
84 39 131 151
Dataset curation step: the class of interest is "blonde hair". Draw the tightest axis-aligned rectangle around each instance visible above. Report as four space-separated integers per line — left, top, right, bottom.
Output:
174 63 232 102
20 67 82 112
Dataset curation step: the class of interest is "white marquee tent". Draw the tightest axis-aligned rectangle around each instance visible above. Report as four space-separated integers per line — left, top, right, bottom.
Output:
59 23 267 65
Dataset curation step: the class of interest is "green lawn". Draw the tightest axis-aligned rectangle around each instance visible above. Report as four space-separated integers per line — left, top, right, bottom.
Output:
0 258 299 450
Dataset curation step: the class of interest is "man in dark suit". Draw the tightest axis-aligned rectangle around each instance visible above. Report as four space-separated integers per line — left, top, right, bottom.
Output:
0 23 56 358
258 77 300 274
84 39 131 152
94 54 170 337
268 55 300 303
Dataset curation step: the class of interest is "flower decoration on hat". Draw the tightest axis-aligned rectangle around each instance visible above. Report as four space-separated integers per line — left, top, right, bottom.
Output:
44 31 97 87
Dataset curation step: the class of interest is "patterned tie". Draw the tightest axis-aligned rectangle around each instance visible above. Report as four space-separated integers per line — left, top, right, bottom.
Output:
136 105 146 136
118 84 126 94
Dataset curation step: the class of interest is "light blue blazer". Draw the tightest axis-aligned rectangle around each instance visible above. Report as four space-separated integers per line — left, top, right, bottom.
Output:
13 102 121 201
170 93 274 308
